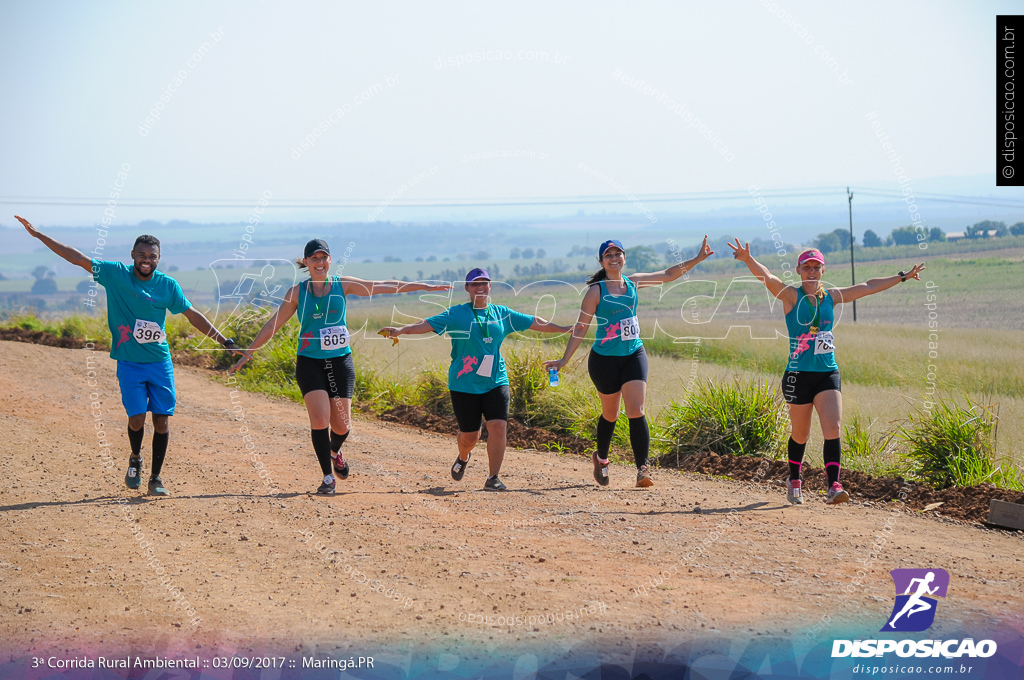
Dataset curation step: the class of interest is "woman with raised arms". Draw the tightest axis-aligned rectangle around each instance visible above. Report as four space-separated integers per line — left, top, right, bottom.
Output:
380 267 571 491
728 240 924 505
230 239 451 495
544 237 713 488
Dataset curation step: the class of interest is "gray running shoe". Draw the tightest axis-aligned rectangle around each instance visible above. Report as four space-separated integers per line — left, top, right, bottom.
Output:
451 452 471 481
484 475 507 492
148 476 169 496
125 457 142 490
636 465 653 488
316 476 336 495
825 482 850 505
592 453 609 486
787 479 804 505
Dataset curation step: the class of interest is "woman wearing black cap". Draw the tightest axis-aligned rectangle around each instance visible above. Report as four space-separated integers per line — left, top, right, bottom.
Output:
544 237 713 488
379 267 571 491
230 239 451 495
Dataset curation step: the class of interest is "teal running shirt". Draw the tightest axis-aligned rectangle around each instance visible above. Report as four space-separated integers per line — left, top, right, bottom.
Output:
784 288 839 372
591 278 644 357
426 303 534 394
91 259 192 363
296 276 352 359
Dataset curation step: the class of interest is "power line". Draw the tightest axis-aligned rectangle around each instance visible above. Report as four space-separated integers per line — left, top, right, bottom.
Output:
2 186 1024 209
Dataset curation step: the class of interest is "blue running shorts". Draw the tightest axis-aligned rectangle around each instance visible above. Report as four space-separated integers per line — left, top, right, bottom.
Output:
116 359 176 416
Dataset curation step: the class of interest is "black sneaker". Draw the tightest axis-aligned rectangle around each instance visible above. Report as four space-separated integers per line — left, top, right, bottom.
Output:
147 476 169 496
451 452 471 481
592 452 609 486
316 476 336 495
332 453 350 480
125 457 142 490
484 475 507 492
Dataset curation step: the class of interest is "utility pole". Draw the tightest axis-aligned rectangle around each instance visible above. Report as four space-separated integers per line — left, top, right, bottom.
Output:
847 186 857 322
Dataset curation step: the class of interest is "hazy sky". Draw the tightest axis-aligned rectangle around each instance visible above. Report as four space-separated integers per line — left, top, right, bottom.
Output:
0 0 1013 225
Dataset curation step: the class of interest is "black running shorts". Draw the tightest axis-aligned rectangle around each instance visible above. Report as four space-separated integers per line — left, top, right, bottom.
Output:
587 347 649 395
295 354 356 399
449 385 511 433
781 370 841 405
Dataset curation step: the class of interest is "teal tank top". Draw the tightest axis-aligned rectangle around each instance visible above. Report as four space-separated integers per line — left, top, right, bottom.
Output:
592 277 644 357
296 276 352 358
784 288 838 372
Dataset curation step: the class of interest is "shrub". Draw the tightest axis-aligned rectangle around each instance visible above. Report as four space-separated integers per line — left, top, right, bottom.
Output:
414 362 453 416
841 413 904 478
657 378 787 465
898 400 1001 489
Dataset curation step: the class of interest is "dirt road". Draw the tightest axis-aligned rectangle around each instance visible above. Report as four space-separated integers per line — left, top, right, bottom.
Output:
1 341 1020 661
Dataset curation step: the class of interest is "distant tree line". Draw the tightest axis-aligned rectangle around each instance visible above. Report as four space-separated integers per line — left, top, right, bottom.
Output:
815 220 1024 252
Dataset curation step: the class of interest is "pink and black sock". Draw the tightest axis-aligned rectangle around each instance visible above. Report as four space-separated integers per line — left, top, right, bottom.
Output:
787 437 806 481
310 428 333 477
823 437 842 486
595 417 615 462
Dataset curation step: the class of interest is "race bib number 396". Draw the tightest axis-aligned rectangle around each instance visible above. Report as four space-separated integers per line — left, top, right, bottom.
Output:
319 325 350 350
133 319 165 344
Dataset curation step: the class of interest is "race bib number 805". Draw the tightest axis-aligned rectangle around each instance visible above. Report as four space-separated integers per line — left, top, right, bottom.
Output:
319 325 350 350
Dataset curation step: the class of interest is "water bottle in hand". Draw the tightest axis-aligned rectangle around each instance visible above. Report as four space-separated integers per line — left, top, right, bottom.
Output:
548 367 559 387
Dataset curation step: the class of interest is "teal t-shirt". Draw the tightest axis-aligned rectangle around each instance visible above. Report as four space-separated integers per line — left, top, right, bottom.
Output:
426 303 534 394
784 288 839 372
91 259 192 363
592 278 644 357
296 276 352 359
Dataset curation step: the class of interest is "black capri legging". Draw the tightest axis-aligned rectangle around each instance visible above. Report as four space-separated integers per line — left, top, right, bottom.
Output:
295 354 356 399
587 346 649 395
450 385 511 433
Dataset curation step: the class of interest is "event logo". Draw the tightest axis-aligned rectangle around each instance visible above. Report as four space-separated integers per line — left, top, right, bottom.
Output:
881 568 949 632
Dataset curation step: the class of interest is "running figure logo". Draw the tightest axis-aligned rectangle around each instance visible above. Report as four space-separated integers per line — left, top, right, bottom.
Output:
881 568 949 632
600 322 621 345
116 324 133 348
456 356 479 378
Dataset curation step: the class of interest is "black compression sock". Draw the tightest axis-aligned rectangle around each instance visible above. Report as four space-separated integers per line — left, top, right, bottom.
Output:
151 431 169 478
787 437 806 481
128 425 144 457
311 428 333 477
330 430 349 453
595 417 616 461
628 415 650 469
823 437 842 486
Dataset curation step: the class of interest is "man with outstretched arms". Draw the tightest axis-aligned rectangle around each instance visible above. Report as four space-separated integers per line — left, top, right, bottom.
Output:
17 215 239 496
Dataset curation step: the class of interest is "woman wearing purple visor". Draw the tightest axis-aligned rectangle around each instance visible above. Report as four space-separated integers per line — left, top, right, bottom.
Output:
728 240 924 506
381 267 571 491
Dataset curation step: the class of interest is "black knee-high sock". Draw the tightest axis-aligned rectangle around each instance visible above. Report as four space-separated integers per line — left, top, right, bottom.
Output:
311 428 333 477
151 432 168 477
628 415 650 469
595 417 616 461
823 437 842 486
128 425 144 458
330 430 349 454
787 437 806 481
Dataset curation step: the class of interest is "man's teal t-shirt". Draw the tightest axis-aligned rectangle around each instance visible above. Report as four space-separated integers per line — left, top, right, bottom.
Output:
92 259 192 363
426 303 534 394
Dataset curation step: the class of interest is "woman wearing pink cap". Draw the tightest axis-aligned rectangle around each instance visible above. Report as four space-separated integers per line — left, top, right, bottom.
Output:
728 239 925 505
